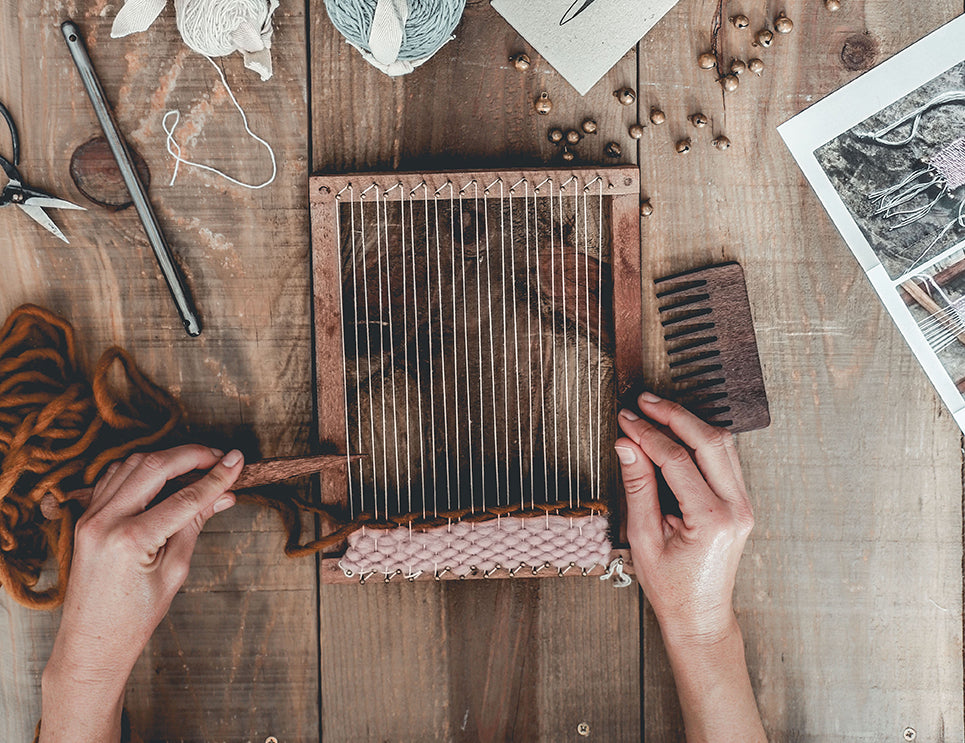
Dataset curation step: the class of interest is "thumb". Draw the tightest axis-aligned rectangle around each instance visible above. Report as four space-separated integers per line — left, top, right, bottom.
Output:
615 438 663 551
137 450 244 552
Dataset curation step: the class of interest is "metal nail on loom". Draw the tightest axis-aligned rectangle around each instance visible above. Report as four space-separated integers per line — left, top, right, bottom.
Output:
61 20 202 338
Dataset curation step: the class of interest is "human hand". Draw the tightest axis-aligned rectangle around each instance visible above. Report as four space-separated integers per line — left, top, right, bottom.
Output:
40 445 243 743
615 392 754 647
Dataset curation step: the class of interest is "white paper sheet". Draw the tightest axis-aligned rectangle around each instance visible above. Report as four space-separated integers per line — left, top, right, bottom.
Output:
491 0 679 95
779 14 965 433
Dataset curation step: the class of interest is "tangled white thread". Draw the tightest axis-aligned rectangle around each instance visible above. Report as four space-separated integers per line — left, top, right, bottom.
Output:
162 55 277 190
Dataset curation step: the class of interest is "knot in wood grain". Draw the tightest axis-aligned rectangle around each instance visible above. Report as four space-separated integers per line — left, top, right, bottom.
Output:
840 33 878 71
70 136 151 211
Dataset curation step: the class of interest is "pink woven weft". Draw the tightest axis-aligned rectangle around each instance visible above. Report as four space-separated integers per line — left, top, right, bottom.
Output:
929 137 965 190
339 514 612 579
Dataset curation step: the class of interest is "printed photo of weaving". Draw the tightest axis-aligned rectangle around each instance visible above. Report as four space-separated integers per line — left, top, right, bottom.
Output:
815 59 965 281
3 1 965 742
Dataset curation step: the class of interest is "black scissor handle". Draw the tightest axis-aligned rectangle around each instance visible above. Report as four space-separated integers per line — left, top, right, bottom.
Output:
0 102 20 167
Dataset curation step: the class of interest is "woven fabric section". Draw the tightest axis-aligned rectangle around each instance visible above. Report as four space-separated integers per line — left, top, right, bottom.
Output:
929 137 965 190
339 514 611 578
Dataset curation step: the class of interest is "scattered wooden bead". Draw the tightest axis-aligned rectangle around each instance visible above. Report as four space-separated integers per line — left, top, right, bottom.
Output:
825 0 841 10
748 57 764 76
675 138 692 154
534 91 553 115
561 147 575 162
755 28 774 47
730 58 747 76
511 53 531 71
614 87 637 105
604 142 622 158
730 14 750 29
689 112 709 128
639 199 653 218
649 107 666 125
719 74 739 93
712 135 731 151
565 129 582 145
774 13 793 34
698 52 717 70
628 123 645 139
547 128 564 144
581 119 598 134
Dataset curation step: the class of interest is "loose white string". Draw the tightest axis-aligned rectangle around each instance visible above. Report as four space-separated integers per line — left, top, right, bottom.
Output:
163 55 276 189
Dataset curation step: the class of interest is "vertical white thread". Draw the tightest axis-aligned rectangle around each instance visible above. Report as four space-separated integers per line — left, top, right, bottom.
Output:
373 185 391 516
418 184 439 517
548 180 559 503
573 178 581 508
398 184 413 516
408 187 428 518
382 188 402 514
458 183 476 513
498 181 511 506
523 181 535 508
483 184 500 503
335 186 355 518
596 180 604 505
433 193 453 511
533 182 549 506
358 188 379 519
559 180 573 508
582 184 592 506
508 181 525 505
444 183 462 510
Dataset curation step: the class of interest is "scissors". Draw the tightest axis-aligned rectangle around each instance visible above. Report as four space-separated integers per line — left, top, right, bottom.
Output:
0 101 85 243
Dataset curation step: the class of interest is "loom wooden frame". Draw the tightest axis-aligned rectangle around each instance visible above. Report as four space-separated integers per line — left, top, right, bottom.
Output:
310 167 641 583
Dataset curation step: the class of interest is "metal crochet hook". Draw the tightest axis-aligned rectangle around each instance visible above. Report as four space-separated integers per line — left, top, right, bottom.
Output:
0 101 86 243
61 20 202 338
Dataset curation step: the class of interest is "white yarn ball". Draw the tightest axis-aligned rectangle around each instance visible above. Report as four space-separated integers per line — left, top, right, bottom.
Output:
175 0 270 57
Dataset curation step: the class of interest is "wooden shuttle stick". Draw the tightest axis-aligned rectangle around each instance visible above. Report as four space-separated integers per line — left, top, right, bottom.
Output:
40 453 364 520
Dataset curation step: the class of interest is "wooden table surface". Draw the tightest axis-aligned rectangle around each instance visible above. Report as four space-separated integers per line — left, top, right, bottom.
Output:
2 1 963 741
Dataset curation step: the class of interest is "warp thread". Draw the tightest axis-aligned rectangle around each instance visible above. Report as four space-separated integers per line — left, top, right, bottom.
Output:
324 0 466 76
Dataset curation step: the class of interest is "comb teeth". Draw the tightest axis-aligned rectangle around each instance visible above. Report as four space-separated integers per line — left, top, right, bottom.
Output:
653 262 770 433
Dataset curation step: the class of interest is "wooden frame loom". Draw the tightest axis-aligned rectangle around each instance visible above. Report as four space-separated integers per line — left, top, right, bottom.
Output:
310 167 641 583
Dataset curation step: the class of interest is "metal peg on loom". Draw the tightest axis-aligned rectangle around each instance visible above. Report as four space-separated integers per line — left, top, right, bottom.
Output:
40 453 365 519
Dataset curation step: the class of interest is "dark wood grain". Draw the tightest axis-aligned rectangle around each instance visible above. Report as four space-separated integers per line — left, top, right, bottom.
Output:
0 2 318 741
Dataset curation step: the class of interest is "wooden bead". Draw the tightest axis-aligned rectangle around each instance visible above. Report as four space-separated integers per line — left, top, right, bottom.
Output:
675 138 692 154
511 53 531 71
561 147 575 162
581 119 598 134
730 14 749 29
730 58 747 76
639 199 653 218
565 129 582 145
712 135 731 151
547 128 564 144
825 0 841 10
774 13 793 34
719 74 739 93
604 142 622 158
755 28 774 47
698 52 717 70
649 107 666 125
534 91 553 115
748 58 765 76
689 112 709 128
628 124 645 139
614 87 636 105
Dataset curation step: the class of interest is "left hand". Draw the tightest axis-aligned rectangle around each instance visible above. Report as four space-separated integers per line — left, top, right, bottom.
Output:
40 445 242 743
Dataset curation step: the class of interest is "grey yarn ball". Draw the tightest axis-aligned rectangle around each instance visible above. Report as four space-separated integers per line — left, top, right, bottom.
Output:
325 0 466 62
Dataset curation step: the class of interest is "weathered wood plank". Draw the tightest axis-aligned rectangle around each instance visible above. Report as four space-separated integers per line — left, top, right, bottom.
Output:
637 1 964 739
0 1 318 740
312 1 642 739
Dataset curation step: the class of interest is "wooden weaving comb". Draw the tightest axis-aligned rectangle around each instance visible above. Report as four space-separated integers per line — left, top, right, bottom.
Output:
40 453 364 519
653 262 770 433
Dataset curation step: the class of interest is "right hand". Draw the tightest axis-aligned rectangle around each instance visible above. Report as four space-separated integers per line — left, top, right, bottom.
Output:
614 392 754 646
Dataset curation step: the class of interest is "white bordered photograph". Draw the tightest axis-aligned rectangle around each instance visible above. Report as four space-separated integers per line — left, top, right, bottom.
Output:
779 14 965 432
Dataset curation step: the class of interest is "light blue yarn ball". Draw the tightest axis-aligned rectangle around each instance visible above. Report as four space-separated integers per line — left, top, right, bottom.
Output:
325 0 467 62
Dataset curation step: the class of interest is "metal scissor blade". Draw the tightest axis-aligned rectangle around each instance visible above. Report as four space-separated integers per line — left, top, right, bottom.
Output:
560 0 598 25
19 203 69 243
23 195 86 211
